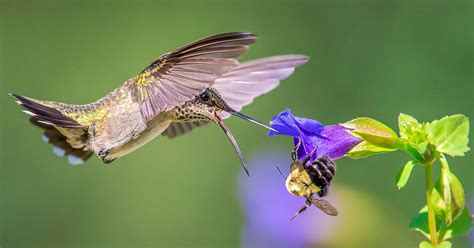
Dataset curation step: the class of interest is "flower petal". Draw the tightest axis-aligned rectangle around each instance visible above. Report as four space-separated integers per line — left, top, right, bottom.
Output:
268 109 324 137
317 125 362 160
269 109 362 161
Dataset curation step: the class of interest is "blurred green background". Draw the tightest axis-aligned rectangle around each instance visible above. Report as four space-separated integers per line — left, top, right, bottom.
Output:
1 0 473 247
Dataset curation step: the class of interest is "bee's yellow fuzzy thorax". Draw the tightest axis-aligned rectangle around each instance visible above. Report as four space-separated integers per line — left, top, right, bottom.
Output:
285 162 321 197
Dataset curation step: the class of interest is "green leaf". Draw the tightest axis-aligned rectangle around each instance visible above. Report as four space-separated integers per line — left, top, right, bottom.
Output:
343 117 400 149
399 113 419 138
416 141 430 155
428 115 470 157
398 113 431 155
419 241 431 248
408 206 464 245
432 157 465 225
431 166 452 225
419 241 451 248
448 172 465 221
441 207 473 240
409 206 430 239
346 140 396 159
431 183 450 225
395 160 416 189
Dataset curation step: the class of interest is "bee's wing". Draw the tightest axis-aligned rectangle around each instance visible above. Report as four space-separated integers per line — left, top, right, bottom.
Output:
308 197 339 216
131 32 256 122
214 55 309 119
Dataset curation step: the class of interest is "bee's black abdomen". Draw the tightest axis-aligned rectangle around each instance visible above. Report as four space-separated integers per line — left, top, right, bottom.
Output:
313 161 332 181
316 156 336 180
306 156 337 197
307 167 328 188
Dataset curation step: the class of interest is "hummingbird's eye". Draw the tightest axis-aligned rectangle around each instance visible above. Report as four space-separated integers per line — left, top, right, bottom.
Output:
199 91 210 102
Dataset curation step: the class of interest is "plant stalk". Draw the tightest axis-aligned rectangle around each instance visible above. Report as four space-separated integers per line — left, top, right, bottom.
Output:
424 161 438 245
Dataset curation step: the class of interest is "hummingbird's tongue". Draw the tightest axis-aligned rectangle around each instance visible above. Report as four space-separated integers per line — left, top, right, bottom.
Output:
213 111 250 176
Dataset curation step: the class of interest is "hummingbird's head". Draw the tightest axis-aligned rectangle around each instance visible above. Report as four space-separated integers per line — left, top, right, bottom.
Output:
190 87 277 176
196 87 276 132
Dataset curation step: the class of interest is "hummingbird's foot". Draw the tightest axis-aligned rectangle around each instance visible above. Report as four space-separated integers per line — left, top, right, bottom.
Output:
98 149 115 163
98 149 109 158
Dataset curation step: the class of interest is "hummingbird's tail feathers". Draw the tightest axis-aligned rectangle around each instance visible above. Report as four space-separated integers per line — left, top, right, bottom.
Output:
30 118 93 165
214 55 309 117
11 93 93 165
10 93 85 128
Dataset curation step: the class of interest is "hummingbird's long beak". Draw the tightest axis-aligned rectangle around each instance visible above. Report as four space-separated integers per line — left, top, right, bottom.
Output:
214 111 250 176
212 92 277 133
227 110 278 133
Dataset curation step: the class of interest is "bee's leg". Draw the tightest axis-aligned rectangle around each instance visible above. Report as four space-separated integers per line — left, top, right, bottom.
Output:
290 198 312 221
317 186 329 197
302 146 318 166
292 137 302 162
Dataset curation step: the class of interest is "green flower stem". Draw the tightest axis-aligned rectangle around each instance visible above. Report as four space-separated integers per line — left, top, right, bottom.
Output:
437 222 448 242
424 160 438 245
439 154 450 172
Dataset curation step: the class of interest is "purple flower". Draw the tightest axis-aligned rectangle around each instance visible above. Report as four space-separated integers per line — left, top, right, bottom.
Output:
238 152 338 248
269 109 361 162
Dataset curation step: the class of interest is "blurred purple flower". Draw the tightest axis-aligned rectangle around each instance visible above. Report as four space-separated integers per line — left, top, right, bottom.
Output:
238 152 338 248
268 109 361 162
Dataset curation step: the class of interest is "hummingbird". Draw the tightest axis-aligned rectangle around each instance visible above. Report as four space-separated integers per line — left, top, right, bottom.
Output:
11 32 309 174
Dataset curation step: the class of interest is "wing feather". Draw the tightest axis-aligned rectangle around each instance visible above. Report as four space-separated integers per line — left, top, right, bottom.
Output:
213 55 309 118
162 121 210 139
160 55 309 138
131 32 257 122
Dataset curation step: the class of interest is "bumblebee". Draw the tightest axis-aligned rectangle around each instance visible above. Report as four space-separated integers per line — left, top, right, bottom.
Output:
283 139 338 219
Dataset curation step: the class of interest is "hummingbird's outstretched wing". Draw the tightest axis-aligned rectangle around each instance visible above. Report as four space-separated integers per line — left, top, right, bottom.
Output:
160 55 309 139
130 32 257 122
214 55 309 118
